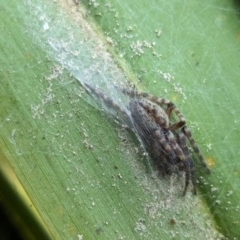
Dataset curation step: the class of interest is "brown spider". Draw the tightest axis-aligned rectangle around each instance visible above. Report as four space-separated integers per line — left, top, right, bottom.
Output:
85 83 210 195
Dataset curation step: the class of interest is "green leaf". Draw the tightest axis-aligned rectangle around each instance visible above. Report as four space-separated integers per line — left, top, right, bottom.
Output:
82 0 240 237
0 0 239 239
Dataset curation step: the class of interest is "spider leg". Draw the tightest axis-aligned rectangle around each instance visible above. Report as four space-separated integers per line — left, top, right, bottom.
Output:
181 126 211 174
165 131 197 195
115 86 173 107
176 131 197 195
135 91 186 131
138 100 169 130
153 129 180 175
135 98 188 171
115 86 186 131
154 130 177 160
114 86 138 98
151 128 196 195
84 83 129 118
166 131 186 162
166 103 186 131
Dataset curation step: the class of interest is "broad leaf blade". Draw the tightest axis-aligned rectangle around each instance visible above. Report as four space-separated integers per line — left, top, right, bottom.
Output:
0 0 239 239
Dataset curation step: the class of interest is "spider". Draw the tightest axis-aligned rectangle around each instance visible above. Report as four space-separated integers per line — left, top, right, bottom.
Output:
85 83 210 195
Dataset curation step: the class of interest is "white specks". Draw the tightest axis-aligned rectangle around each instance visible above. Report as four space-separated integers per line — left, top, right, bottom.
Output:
106 37 114 45
173 83 183 94
43 22 49 31
211 187 218 192
226 190 233 197
77 234 83 240
83 139 93 149
142 152 148 157
215 200 221 204
89 0 99 8
127 26 133 32
142 40 152 48
172 83 187 101
158 70 174 82
134 218 147 235
0 115 11 128
206 143 212 152
155 29 162 37
9 129 22 155
118 173 123 179
234 119 238 124
9 129 17 144
120 32 133 39
130 41 144 56
130 40 157 57
92 202 95 206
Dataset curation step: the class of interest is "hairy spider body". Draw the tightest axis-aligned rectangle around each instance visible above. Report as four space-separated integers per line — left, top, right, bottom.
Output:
129 99 176 168
85 83 210 195
129 99 197 195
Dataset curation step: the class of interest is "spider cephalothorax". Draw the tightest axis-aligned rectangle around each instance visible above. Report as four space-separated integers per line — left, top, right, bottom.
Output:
85 83 210 195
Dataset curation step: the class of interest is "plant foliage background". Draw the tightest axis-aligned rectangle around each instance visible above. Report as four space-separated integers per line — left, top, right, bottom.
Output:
0 0 240 239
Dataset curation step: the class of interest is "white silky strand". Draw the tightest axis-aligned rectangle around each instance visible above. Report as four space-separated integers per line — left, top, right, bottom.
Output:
21 0 132 119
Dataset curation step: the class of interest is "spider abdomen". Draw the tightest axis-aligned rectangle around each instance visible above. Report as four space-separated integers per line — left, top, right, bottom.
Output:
129 99 176 174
